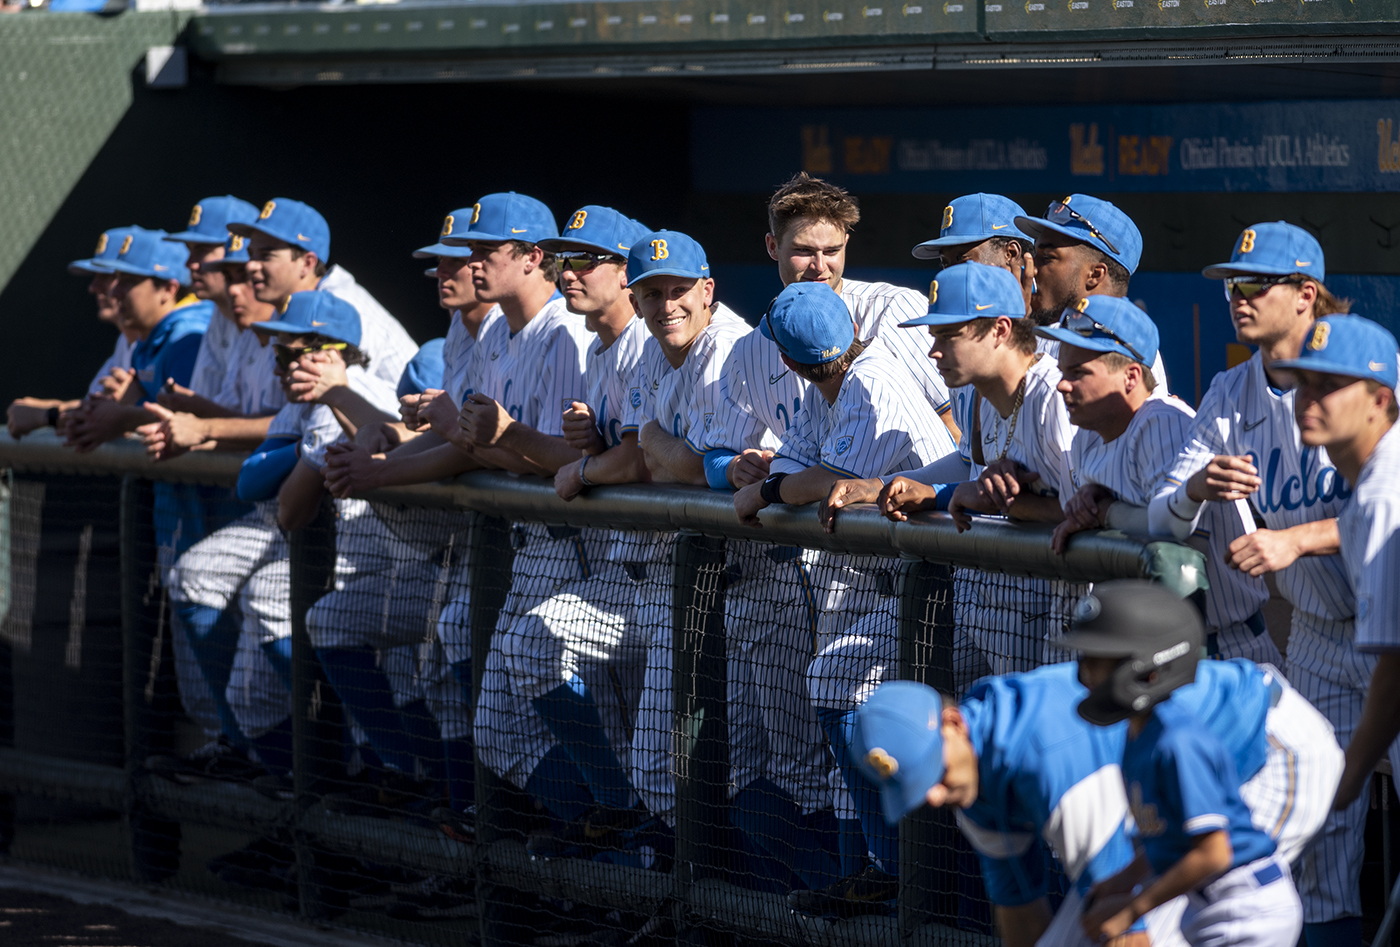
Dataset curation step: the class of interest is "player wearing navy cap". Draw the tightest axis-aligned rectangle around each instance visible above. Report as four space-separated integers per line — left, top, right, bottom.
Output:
1148 224 1359 945
731 279 955 912
7 224 143 438
1069 586 1302 947
1274 318 1400 818
232 198 418 392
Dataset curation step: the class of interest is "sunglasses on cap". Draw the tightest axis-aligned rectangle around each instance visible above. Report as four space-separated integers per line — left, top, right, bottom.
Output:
1046 199 1120 256
274 341 347 372
557 252 626 273
1223 275 1301 301
761 296 790 355
1061 310 1147 365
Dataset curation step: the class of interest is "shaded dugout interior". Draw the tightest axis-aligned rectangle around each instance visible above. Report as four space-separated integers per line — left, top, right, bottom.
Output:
4 29 1400 408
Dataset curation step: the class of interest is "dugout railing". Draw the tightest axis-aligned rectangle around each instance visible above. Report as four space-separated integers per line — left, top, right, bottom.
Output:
0 431 1205 947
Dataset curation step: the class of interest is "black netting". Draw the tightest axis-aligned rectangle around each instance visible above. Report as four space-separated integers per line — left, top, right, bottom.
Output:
0 467 1151 946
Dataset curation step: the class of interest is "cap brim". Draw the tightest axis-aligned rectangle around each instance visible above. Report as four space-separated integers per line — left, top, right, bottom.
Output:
226 221 268 239
899 310 1019 328
627 267 708 287
107 260 181 280
1014 215 1079 246
537 237 631 256
1034 326 1141 360
911 231 1027 258
68 259 112 276
250 318 309 335
412 242 471 259
1200 262 1305 280
441 230 532 246
164 230 223 245
1272 356 1393 385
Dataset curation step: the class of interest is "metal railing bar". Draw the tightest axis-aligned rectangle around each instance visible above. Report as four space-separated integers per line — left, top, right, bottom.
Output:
0 747 126 811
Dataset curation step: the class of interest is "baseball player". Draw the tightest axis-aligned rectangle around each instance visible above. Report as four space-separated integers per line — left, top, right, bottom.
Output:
729 279 955 908
1147 223 1359 946
849 580 1337 947
6 224 142 437
1068 587 1302 947
1271 316 1400 825
912 192 1035 275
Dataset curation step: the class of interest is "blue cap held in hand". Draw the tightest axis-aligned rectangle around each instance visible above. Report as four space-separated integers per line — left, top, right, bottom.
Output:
107 228 190 284
1201 222 1325 282
440 192 558 246
759 282 855 366
852 681 948 824
900 261 1026 328
251 290 362 347
397 338 446 399
165 195 259 245
1036 295 1160 368
912 193 1032 258
627 230 711 287
69 225 142 276
229 198 331 263
540 205 651 258
1016 194 1143 274
414 208 479 259
1274 316 1399 389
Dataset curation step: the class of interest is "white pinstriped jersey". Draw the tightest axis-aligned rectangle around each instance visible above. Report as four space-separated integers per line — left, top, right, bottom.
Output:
1070 397 1268 629
441 306 502 404
465 294 589 436
212 327 284 417
188 311 241 400
843 279 952 417
622 303 748 442
318 265 420 391
1341 423 1400 652
957 355 1076 496
770 342 957 480
266 366 400 469
586 316 649 449
1155 351 1354 623
88 333 135 395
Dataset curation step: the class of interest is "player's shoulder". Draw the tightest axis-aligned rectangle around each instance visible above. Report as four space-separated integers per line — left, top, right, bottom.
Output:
1197 352 1259 407
1122 397 1195 445
841 277 924 305
1357 423 1400 500
844 340 915 395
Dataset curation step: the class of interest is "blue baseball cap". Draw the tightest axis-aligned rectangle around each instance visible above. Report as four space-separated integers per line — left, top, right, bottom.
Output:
413 208 478 259
1016 194 1143 274
852 681 948 824
68 225 142 276
900 261 1026 328
107 228 190 284
1201 222 1325 282
539 206 651 258
759 282 855 365
440 192 558 246
1273 316 1399 389
165 195 259 245
912 193 1031 258
229 198 331 263
1036 295 1159 367
626 230 711 287
397 337 446 399
251 290 362 347
196 232 251 273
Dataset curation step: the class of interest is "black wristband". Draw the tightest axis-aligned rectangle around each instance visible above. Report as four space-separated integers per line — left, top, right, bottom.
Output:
759 472 789 505
46 406 60 427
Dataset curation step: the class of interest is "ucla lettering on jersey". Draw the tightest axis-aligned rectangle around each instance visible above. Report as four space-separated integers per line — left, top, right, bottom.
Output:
1247 446 1351 513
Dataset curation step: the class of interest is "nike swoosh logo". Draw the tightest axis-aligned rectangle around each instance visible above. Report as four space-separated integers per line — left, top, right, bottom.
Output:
511 228 528 234
311 320 326 326
975 303 993 310
1295 260 1311 267
297 233 311 241
1370 360 1388 371
1241 417 1266 431
769 370 790 385
991 224 1009 230
490 351 499 360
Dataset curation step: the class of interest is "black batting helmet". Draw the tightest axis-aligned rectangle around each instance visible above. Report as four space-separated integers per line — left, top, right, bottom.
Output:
1057 579 1206 726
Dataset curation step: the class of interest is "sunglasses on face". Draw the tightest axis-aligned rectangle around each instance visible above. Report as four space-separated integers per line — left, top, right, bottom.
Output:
1061 311 1147 365
1046 199 1120 256
557 252 626 273
274 341 347 371
1223 276 1298 301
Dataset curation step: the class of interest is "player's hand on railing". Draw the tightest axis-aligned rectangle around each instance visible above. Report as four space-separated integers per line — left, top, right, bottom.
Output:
7 398 54 439
356 420 405 455
459 393 512 449
156 380 202 413
324 442 383 498
1051 483 1115 554
979 458 1040 510
948 481 1000 532
562 401 606 455
555 458 587 502
728 449 772 488
1225 528 1300 576
875 476 939 522
399 390 432 430
733 481 768 527
63 398 128 453
93 366 135 403
135 402 205 461
285 349 349 404
1186 454 1260 503
820 477 881 534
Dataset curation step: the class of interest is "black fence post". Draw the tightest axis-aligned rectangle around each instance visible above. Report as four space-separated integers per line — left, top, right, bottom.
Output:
671 532 728 923
467 514 517 947
287 494 342 919
0 470 13 854
896 556 956 940
120 474 180 882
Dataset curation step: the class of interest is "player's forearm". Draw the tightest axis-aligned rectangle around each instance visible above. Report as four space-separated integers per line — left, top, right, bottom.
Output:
200 415 275 450
388 429 446 458
1103 501 1150 534
497 423 582 475
583 438 650 485
1340 654 1400 798
1149 485 1202 541
993 900 1054 947
641 422 706 486
373 442 483 489
1281 518 1341 557
1005 492 1064 524
778 466 843 506
320 386 396 432
178 391 237 419
1128 832 1232 921
278 459 330 531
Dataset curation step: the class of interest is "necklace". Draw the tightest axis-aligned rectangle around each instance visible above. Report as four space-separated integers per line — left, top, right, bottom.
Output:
993 373 1029 461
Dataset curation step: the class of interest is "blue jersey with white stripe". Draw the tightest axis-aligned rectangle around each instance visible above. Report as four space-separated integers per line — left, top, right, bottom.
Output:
1123 700 1274 875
